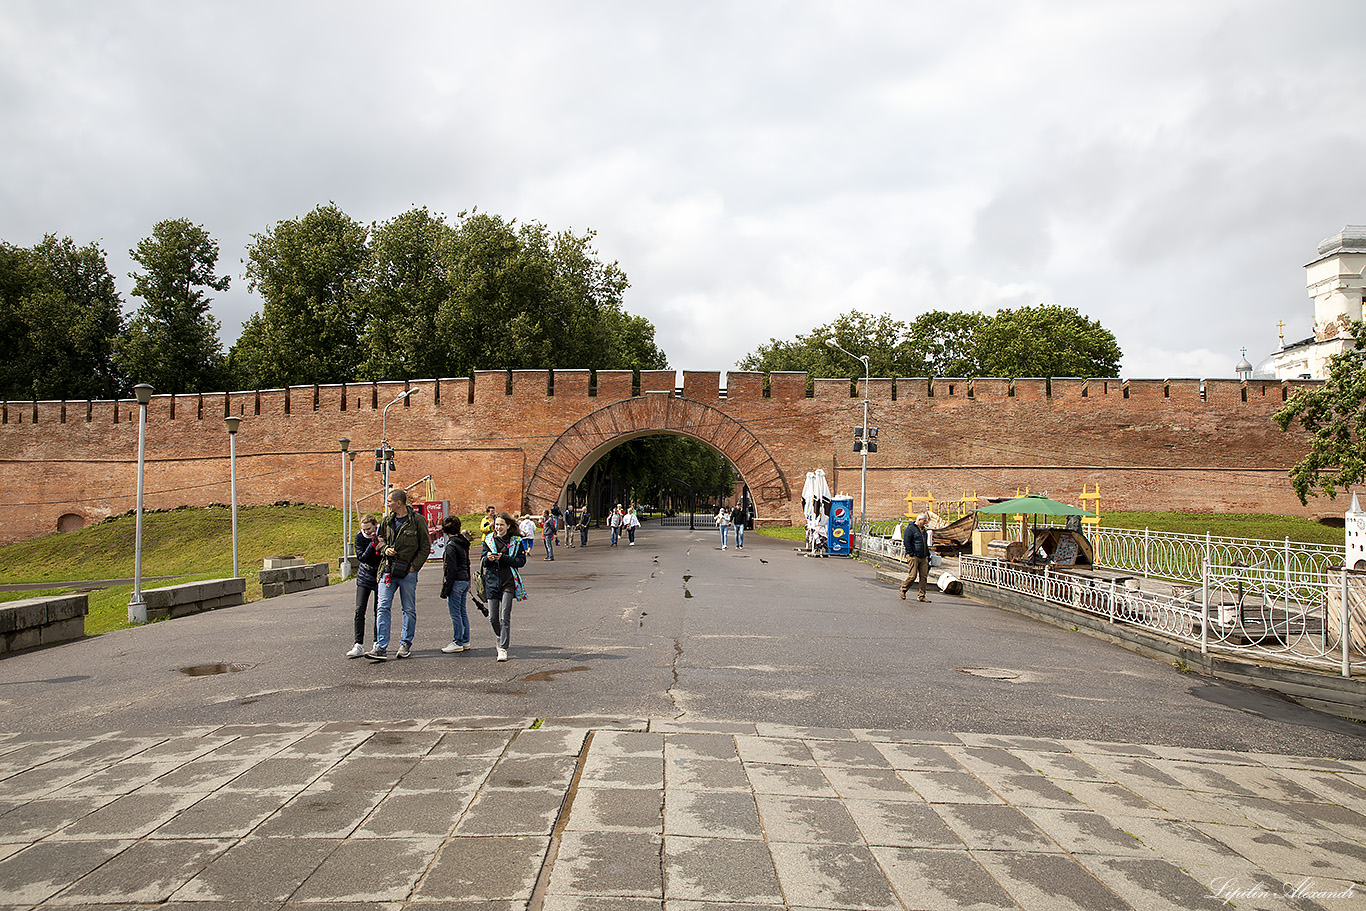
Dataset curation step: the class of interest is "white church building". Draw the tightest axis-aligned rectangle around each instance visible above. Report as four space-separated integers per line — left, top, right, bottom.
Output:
1254 226 1366 381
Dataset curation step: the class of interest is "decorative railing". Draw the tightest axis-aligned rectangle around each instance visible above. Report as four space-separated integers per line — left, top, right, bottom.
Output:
959 555 1366 677
1089 527 1344 587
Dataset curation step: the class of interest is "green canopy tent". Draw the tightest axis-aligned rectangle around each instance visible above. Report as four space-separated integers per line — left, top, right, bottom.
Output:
976 494 1096 565
976 494 1094 517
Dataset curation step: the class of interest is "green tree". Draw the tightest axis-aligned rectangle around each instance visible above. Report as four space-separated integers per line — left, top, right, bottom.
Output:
356 207 458 381
232 204 369 388
977 305 1121 378
739 311 913 381
739 306 1121 380
116 218 230 393
0 235 125 400
904 310 989 376
357 209 666 380
1275 322 1366 503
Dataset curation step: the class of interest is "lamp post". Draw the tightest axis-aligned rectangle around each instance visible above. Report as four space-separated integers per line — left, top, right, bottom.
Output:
378 388 420 495
225 416 242 578
339 437 352 580
127 383 154 624
826 339 871 534
347 449 357 549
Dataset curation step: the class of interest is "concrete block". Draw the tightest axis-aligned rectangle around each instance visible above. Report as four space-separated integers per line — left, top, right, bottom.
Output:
5 627 41 652
262 582 286 599
39 617 85 645
263 556 304 569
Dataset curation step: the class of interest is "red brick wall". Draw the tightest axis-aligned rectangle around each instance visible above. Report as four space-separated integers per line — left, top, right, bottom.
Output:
0 373 1333 544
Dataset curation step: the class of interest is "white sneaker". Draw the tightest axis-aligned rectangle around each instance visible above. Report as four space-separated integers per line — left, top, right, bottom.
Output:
496 648 508 662
722 544 727 550
441 641 466 653
346 643 364 658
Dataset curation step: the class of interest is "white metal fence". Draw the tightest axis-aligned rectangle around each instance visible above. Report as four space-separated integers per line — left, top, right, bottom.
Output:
958 554 1366 677
1089 526 1345 587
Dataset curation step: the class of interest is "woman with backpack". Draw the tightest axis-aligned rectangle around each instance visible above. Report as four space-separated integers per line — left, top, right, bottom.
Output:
481 512 527 662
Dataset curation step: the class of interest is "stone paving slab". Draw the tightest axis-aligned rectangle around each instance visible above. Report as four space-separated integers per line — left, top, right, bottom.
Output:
0 718 1364 909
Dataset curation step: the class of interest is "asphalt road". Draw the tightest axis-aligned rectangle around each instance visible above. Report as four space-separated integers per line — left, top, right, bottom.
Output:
5 528 1366 757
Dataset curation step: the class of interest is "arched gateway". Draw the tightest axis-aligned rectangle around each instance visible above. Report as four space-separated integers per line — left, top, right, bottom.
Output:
522 393 790 518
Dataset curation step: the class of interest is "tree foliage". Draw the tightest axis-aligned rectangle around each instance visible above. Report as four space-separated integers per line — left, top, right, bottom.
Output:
582 435 740 513
1275 322 1366 504
116 218 230 394
234 203 369 389
739 306 1122 381
232 206 667 385
0 235 125 400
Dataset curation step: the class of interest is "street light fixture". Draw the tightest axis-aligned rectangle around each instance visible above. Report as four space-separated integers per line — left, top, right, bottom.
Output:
378 388 420 495
128 383 154 624
825 339 871 535
225 416 242 578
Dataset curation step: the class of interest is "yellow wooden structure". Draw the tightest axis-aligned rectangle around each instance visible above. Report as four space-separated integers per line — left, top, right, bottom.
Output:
1078 483 1101 526
905 490 980 522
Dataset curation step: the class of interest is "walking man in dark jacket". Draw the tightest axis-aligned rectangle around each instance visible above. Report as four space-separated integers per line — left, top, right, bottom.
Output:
901 513 931 602
365 489 429 660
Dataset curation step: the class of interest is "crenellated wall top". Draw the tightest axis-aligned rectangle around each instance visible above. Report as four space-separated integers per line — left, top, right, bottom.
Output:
0 370 1320 424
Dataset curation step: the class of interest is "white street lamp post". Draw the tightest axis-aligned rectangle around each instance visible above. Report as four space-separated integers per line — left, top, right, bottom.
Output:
379 388 420 495
225 417 242 578
339 437 352 580
128 383 154 624
826 340 871 534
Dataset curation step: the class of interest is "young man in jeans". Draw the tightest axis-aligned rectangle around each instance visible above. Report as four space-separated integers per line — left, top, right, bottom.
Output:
365 489 430 660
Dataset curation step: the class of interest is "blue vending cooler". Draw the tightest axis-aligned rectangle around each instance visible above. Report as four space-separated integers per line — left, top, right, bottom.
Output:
828 497 853 556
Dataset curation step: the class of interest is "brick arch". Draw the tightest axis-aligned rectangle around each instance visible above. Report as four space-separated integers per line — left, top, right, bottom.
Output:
523 395 792 518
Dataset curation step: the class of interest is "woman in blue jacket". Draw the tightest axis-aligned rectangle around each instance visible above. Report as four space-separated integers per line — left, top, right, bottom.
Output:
481 512 527 662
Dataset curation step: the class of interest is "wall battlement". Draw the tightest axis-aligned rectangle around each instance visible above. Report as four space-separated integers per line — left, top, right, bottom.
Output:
0 373 1314 425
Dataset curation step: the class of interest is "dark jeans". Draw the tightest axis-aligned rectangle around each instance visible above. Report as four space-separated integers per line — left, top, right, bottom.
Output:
354 572 378 644
580 525 588 546
488 587 515 650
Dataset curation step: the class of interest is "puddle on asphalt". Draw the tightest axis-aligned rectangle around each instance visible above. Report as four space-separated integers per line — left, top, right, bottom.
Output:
684 589 693 598
519 666 590 683
683 574 691 582
955 667 1020 680
178 663 254 677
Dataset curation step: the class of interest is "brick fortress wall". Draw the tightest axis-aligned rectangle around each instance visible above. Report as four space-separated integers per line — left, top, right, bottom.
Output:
0 371 1328 545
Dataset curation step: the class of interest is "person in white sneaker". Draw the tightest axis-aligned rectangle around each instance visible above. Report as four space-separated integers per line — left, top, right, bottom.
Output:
715 505 732 550
438 515 472 653
365 490 429 661
481 512 527 662
347 515 382 658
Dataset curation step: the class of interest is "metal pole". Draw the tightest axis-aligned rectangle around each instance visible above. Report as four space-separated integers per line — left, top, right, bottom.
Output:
224 416 242 579
229 432 238 578
1343 569 1351 678
860 370 869 534
1201 556 1209 655
128 384 153 624
339 438 351 581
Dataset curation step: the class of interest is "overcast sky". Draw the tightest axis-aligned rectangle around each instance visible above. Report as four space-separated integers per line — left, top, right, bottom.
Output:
3 1 1364 381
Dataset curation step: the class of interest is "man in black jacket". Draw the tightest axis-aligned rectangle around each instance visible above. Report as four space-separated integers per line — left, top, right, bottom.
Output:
901 513 931 602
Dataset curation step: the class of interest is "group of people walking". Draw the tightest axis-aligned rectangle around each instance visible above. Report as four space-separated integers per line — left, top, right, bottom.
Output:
349 493 527 664
608 503 641 546
350 498 648 663
714 502 748 550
